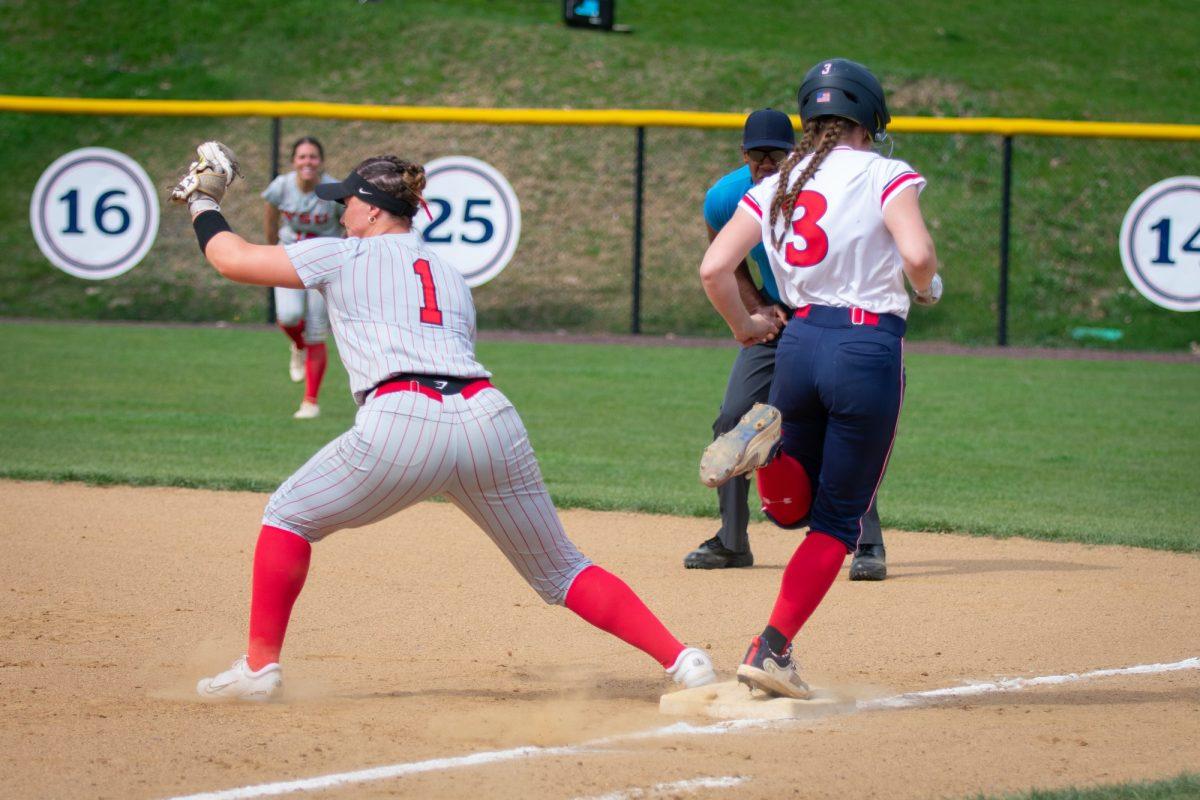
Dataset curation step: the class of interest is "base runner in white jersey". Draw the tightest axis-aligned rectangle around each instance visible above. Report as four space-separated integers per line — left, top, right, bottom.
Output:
698 59 942 699
262 136 343 420
169 144 717 701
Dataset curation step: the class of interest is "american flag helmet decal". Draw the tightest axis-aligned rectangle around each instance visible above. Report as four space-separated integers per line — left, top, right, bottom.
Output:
797 58 891 138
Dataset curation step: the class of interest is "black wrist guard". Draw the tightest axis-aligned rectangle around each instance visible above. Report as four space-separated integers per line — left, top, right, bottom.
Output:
192 210 232 254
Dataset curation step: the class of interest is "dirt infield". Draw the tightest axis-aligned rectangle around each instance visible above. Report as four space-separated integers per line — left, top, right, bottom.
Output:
3 480 1198 800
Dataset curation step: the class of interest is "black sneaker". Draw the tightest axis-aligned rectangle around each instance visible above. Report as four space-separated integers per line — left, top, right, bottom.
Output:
736 636 811 699
848 543 887 581
683 536 753 569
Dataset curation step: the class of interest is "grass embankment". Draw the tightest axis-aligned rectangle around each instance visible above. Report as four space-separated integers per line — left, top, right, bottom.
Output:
1 322 1196 551
1 1 1198 348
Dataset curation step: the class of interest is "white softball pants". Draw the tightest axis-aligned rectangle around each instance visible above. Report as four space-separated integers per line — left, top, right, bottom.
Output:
274 286 329 344
262 385 591 604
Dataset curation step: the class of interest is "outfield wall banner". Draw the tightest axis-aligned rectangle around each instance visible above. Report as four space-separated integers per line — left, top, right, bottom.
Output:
1119 176 1200 312
29 147 159 281
415 156 521 288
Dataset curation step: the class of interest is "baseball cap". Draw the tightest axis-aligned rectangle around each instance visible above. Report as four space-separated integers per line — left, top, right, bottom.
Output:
316 170 416 217
742 108 796 150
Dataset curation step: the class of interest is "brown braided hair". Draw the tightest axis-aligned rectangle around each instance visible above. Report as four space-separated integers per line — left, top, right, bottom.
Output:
767 116 847 249
353 155 427 219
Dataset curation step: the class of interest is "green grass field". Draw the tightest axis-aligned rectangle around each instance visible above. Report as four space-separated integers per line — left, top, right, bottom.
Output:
1 1 1198 348
2 322 1196 552
980 773 1200 800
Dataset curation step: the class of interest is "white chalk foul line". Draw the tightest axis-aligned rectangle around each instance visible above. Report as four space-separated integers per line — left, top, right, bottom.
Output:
163 656 1199 800
166 745 581 800
860 656 1200 710
570 775 749 800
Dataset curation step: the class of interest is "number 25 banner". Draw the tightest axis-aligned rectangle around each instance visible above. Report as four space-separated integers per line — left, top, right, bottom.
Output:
416 156 521 288
30 148 160 281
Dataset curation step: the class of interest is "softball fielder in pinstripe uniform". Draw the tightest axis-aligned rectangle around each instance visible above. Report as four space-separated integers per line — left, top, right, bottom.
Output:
170 147 717 701
262 136 342 420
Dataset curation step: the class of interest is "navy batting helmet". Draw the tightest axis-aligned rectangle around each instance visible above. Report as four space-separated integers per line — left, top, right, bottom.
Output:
797 58 890 139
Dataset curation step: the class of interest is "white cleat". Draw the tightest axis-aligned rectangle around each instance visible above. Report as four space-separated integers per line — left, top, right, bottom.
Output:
667 646 718 689
196 656 282 702
293 400 320 420
699 403 782 488
288 344 306 383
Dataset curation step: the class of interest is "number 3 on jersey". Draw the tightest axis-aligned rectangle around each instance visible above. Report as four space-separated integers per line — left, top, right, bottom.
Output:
784 191 829 268
412 258 444 325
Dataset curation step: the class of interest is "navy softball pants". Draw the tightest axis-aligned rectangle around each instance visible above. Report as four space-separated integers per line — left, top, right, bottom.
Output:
766 306 906 552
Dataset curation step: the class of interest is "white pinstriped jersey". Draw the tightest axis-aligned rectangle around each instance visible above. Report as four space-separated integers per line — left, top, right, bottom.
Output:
262 172 342 244
285 233 490 404
739 147 925 317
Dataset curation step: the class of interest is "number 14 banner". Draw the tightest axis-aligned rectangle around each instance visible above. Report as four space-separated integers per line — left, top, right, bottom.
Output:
1120 176 1200 312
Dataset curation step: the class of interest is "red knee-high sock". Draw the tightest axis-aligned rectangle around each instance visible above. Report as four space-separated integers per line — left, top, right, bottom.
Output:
247 525 312 670
756 451 812 527
280 322 306 350
565 565 684 668
303 342 328 404
765 532 848 644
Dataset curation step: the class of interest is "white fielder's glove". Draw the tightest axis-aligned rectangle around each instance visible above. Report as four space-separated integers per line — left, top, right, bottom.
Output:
913 273 943 306
170 141 241 214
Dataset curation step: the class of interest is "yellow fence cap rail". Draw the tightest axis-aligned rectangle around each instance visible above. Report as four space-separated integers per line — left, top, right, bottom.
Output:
1 95 1198 141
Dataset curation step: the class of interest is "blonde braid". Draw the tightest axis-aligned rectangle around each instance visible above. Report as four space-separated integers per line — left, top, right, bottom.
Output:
769 117 844 248
766 133 812 250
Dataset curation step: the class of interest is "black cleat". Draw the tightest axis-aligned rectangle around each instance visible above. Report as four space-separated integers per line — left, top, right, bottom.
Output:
683 536 753 569
736 636 811 699
849 543 887 581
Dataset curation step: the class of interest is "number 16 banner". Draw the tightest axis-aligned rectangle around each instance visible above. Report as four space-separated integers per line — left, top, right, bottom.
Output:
29 147 160 281
416 156 521 288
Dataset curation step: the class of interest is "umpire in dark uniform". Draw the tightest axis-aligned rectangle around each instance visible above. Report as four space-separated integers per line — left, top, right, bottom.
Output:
684 108 888 580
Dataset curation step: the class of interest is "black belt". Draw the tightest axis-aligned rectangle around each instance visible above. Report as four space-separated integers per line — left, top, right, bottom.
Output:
371 374 493 401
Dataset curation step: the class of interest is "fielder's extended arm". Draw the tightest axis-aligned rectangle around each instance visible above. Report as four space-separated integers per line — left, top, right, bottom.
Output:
197 220 303 288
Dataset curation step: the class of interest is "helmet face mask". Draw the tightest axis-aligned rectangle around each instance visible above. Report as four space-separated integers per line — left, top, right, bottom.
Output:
797 58 891 141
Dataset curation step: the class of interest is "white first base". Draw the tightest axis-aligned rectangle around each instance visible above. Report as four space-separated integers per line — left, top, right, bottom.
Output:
659 680 855 720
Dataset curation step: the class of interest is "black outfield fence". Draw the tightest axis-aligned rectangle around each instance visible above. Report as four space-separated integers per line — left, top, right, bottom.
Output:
2 96 1198 349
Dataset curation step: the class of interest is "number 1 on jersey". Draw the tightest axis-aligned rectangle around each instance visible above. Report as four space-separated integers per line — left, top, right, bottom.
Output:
412 258 444 325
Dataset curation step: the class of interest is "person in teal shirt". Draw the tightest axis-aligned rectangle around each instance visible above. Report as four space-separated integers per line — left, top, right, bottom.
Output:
702 168 783 308
683 108 889 581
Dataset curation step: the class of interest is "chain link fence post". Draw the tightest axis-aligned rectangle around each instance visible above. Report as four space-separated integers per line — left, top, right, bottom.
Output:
265 117 281 325
998 135 1013 346
631 125 645 334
